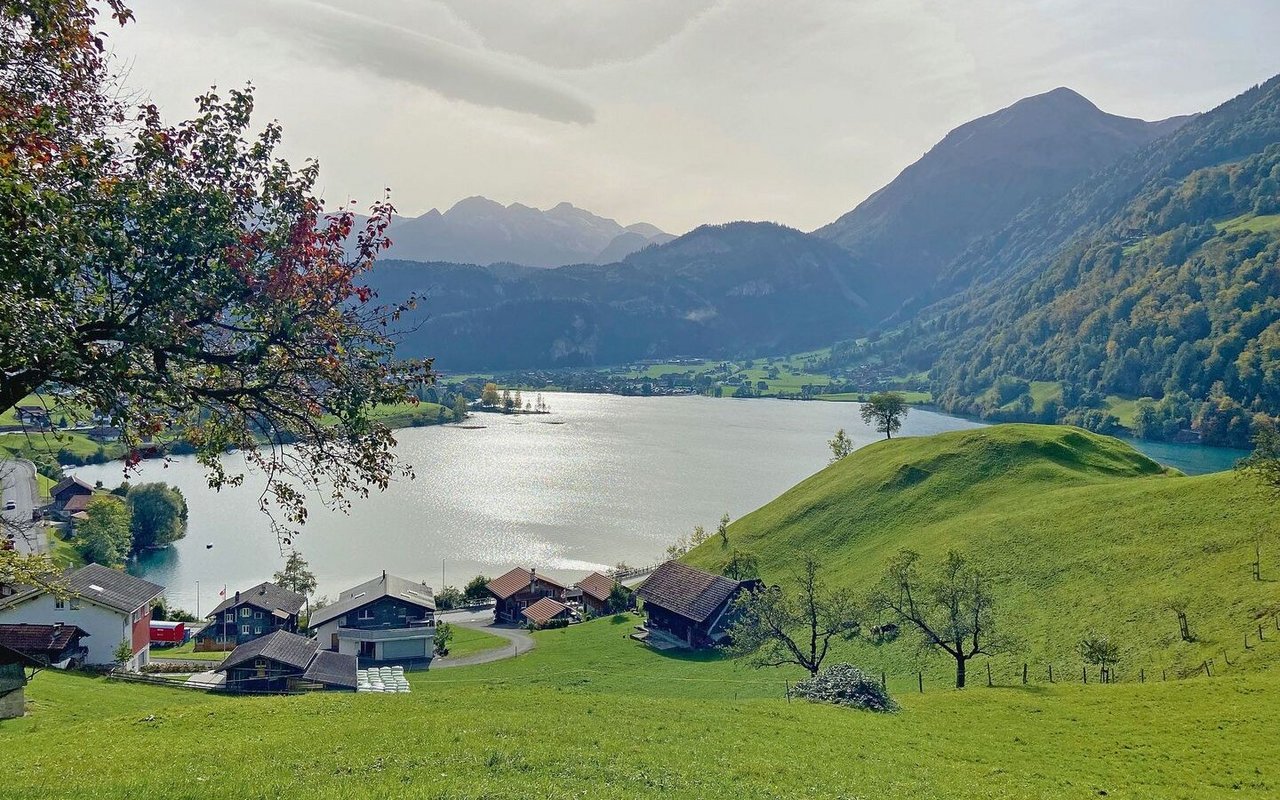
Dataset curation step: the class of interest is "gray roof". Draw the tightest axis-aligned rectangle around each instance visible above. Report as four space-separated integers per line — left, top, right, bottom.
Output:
217 629 318 672
307 573 435 629
636 561 744 623
302 650 357 689
0 564 166 616
208 582 306 619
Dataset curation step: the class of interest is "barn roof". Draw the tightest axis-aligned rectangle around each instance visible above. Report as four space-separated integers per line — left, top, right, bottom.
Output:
575 572 618 602
208 582 306 619
62 493 94 514
486 568 565 600
636 561 743 623
217 630 317 672
302 650 357 689
522 597 572 626
51 476 93 498
0 623 89 654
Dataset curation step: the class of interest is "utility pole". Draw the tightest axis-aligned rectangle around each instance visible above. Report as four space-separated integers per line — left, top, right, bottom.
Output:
196 580 200 619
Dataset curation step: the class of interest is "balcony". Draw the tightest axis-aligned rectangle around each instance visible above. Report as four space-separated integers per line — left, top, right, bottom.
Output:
335 621 435 642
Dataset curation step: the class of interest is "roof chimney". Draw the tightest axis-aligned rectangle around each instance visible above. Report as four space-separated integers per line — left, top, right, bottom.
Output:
530 567 536 592
382 569 387 582
235 590 240 603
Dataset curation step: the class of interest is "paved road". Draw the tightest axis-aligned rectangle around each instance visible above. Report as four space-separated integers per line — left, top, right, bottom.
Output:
432 610 535 669
1 458 44 555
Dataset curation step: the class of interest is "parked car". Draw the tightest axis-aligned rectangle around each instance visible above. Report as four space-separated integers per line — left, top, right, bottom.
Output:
3 501 15 511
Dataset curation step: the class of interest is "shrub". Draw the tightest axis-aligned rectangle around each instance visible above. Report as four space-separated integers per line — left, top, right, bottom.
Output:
788 663 898 713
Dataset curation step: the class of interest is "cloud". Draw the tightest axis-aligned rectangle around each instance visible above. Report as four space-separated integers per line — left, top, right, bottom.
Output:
241 0 596 124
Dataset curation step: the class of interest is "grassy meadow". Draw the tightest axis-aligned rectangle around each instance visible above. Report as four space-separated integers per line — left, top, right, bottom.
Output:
3 424 1277 798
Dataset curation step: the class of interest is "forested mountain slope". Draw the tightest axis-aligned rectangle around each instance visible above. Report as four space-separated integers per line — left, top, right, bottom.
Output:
815 87 1189 312
919 76 1280 445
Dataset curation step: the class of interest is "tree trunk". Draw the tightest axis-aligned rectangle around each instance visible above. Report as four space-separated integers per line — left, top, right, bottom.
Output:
955 657 966 689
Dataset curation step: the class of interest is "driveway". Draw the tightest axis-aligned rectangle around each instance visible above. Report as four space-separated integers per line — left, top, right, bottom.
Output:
1 459 44 555
432 611 535 669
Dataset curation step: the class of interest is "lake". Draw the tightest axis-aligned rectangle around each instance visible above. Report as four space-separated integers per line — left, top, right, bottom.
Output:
69 394 1244 612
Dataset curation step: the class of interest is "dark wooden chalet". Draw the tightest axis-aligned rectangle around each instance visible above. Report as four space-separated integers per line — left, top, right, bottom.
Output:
216 630 356 693
0 623 90 668
307 572 436 667
487 568 567 624
49 476 93 519
0 641 35 720
197 582 307 650
636 561 762 648
573 572 628 616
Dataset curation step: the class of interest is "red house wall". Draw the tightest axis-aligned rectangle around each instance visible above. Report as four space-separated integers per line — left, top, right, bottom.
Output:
131 608 152 653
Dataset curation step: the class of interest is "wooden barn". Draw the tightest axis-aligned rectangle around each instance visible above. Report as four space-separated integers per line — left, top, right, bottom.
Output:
636 561 761 649
486 568 566 624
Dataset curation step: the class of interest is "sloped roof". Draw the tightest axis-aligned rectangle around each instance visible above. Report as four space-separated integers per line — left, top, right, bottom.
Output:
636 561 743 623
307 573 435 629
486 567 566 600
62 493 94 513
0 623 89 654
51 476 94 499
575 572 617 602
302 650 357 689
208 582 306 619
522 597 573 625
64 564 164 614
217 629 317 672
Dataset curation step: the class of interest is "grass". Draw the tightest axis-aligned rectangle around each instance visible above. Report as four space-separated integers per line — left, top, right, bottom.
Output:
3 619 1280 798
441 625 510 659
1216 212 1280 235
1105 394 1144 428
814 391 932 403
685 424 1280 683
150 641 230 662
46 525 84 570
5 425 1280 796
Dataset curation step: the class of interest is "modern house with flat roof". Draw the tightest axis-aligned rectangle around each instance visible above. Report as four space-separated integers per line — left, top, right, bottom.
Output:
308 572 436 667
0 563 163 670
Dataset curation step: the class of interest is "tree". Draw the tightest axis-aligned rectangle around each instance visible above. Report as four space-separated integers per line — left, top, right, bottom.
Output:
718 549 760 581
727 553 860 676
606 581 634 614
501 388 514 412
689 524 708 548
1 2 432 545
273 551 318 598
1078 632 1120 683
435 586 462 611
1165 595 1194 642
75 495 132 566
452 394 469 422
513 389 522 410
481 382 500 407
828 428 854 463
860 393 909 439
717 512 731 545
463 574 490 603
125 483 188 552
872 549 1011 688
433 621 454 656
112 638 134 669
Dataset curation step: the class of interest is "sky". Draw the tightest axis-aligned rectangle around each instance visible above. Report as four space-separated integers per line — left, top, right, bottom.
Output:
111 1 1280 234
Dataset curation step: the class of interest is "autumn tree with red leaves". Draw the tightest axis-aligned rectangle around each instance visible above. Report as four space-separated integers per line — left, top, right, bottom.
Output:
0 1 432 589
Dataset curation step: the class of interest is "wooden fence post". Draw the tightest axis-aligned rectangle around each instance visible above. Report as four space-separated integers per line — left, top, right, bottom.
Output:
881 671 886 689
1223 649 1231 666
785 680 790 702
918 672 923 693
1048 663 1053 683
1259 624 1265 642
1082 665 1087 684
1140 668 1145 683
987 662 993 687
1022 663 1028 685
1245 634 1252 650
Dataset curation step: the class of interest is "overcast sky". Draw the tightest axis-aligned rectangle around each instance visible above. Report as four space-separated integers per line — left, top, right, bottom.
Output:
112 1 1280 233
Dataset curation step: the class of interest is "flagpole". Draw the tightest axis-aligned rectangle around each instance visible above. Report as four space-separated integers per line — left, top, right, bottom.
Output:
196 580 200 619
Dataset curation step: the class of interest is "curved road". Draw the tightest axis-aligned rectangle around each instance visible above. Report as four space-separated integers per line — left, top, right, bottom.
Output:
432 610 534 669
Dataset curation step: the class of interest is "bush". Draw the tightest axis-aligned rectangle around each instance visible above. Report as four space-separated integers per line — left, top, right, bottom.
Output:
435 585 463 611
788 663 898 713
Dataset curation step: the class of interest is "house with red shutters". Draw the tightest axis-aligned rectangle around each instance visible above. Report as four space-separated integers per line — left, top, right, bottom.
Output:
0 564 163 670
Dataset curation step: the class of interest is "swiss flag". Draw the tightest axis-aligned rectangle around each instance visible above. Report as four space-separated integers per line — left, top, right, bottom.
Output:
219 585 226 598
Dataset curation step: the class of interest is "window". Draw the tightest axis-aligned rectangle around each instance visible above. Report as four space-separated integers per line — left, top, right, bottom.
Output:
225 611 233 622
254 611 263 620
131 609 142 624
240 607 251 618
68 598 80 610
241 624 251 635
254 658 267 677
254 626 262 635
398 606 407 617
358 608 374 621
55 598 65 609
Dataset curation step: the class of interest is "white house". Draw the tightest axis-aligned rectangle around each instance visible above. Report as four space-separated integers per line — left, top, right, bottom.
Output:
0 563 164 670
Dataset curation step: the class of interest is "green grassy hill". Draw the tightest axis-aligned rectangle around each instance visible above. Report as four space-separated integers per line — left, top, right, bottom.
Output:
4 619 1280 799
684 424 1280 682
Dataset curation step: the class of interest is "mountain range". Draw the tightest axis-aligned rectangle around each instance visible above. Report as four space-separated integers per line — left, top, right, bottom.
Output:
366 74 1280 441
366 197 673 268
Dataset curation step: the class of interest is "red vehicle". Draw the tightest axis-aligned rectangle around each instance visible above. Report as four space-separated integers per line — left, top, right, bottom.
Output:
149 620 186 647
